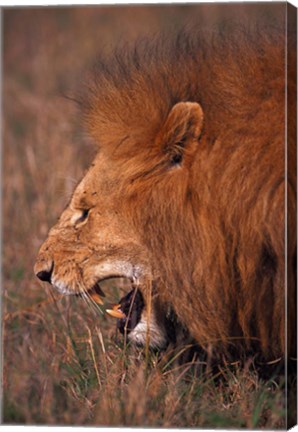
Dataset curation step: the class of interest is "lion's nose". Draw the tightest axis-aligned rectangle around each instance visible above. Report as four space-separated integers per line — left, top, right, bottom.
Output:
36 269 52 283
35 258 54 284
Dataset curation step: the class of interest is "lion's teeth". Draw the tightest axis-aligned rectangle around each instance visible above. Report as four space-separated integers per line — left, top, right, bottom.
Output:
95 283 106 297
89 292 104 305
106 308 126 319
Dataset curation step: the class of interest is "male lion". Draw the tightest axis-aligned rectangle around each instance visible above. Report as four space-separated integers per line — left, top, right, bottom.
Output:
34 22 296 363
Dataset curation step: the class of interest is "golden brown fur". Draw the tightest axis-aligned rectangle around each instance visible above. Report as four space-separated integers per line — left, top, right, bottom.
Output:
35 19 296 361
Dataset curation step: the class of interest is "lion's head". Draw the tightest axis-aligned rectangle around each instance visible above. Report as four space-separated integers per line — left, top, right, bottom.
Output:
34 99 203 348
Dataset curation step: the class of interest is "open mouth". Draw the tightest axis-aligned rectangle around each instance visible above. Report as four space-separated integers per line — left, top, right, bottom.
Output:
106 289 145 334
80 274 131 304
81 278 145 333
84 281 106 305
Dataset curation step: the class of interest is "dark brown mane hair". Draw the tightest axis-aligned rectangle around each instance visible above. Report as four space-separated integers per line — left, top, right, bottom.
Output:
81 19 287 155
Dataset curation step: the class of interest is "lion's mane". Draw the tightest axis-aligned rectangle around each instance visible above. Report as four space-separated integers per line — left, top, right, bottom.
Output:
80 18 296 359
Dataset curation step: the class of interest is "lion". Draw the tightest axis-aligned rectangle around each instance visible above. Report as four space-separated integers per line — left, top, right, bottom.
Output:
34 20 296 363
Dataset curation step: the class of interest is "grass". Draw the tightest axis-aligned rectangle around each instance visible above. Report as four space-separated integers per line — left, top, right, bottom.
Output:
2 5 294 427
2 294 287 427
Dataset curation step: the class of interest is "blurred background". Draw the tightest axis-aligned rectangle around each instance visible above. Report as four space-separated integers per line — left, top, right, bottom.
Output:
3 3 286 426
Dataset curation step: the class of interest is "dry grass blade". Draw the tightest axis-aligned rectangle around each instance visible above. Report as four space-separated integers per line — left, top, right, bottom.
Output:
4 294 63 322
86 326 101 390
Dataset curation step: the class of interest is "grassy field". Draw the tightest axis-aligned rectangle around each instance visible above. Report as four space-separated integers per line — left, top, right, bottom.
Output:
2 5 293 427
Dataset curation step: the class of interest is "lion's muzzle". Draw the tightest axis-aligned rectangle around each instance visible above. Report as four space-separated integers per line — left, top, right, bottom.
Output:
34 256 54 283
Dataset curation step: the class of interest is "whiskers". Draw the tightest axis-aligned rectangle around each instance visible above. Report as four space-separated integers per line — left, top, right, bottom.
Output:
77 281 104 316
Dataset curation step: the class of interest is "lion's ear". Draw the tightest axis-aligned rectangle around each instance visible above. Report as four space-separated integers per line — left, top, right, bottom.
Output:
157 101 204 165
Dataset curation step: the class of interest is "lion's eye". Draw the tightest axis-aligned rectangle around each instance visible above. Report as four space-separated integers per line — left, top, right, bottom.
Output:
76 209 90 224
171 152 183 165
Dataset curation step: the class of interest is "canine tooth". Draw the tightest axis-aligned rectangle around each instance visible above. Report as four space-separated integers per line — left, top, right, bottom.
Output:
89 292 104 305
106 309 126 319
95 283 106 297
